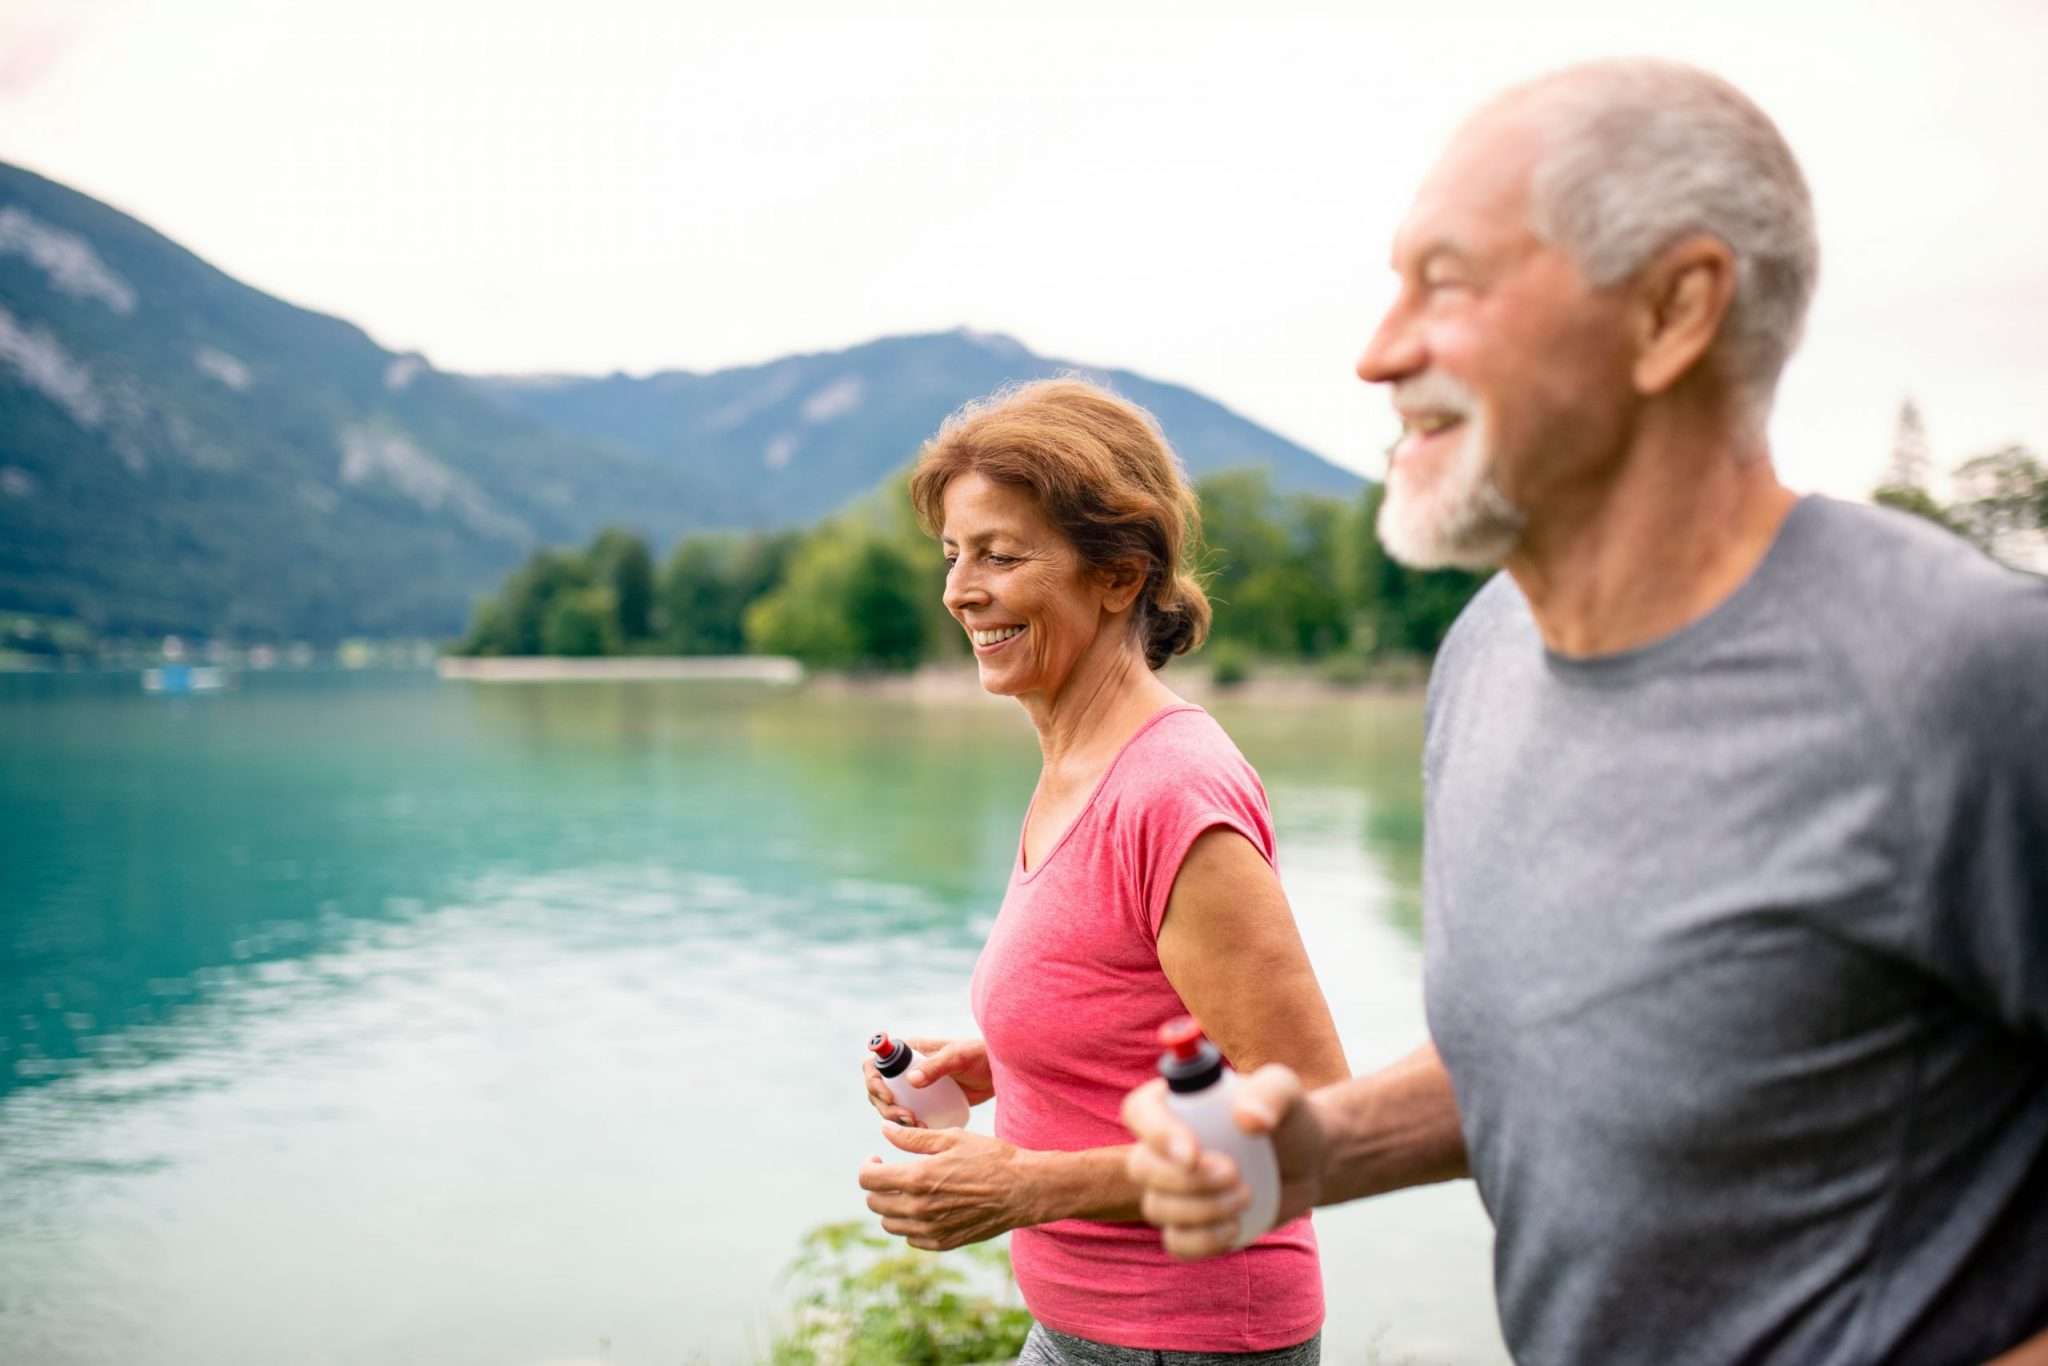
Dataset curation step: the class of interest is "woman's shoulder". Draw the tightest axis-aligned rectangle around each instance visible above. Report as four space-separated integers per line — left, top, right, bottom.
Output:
1107 705 1265 805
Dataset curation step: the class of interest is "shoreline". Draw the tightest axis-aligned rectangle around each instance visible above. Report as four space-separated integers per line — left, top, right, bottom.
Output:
436 654 1428 702
436 655 803 684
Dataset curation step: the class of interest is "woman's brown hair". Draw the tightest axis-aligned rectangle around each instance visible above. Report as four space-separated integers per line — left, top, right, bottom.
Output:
908 378 1211 670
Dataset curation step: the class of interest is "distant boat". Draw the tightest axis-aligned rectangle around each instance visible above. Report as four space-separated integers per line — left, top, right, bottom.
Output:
142 664 228 695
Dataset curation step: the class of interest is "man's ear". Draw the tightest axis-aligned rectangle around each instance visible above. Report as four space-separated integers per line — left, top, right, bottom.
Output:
1631 234 1738 396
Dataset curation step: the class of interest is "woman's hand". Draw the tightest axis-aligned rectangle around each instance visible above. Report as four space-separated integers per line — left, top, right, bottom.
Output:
858 1124 1040 1251
861 1036 995 1127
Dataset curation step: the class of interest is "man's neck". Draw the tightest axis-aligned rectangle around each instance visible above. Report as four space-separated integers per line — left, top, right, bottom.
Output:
1504 413 1797 658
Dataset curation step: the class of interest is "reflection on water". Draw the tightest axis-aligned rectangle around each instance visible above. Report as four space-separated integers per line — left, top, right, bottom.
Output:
0 672 1501 1365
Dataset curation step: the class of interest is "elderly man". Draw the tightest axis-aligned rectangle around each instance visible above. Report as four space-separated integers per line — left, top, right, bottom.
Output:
1122 59 2048 1365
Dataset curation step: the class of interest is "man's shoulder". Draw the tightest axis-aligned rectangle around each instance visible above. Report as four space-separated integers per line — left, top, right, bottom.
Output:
1786 497 2048 714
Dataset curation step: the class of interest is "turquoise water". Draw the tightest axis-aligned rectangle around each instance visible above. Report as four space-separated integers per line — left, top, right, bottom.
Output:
0 671 1504 1365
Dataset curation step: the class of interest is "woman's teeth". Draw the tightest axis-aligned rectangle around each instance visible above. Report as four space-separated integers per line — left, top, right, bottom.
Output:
972 626 1026 647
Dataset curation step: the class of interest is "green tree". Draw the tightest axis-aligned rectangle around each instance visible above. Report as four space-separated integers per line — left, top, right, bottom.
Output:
747 528 926 671
588 528 655 643
1949 444 2048 564
540 586 620 656
844 540 928 669
456 548 593 656
1195 469 1289 645
659 531 799 655
1874 483 1959 533
746 529 871 668
1355 483 1489 655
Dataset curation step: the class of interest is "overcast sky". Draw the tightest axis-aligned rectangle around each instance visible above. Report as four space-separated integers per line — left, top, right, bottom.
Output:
3 0 2043 497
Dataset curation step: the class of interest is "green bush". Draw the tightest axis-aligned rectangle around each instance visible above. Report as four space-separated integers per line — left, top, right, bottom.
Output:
768 1221 1031 1366
1319 650 1372 688
1207 640 1253 688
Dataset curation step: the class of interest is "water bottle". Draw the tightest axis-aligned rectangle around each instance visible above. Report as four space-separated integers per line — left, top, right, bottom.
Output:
1157 1016 1280 1248
867 1032 971 1130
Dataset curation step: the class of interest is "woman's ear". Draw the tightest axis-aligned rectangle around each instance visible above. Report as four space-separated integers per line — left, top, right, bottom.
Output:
1096 559 1149 615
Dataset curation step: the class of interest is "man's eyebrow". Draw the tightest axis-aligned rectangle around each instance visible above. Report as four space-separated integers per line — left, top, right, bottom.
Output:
1417 240 1475 271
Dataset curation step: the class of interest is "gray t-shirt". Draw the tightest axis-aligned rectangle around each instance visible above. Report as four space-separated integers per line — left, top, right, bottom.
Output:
1421 496 2048 1365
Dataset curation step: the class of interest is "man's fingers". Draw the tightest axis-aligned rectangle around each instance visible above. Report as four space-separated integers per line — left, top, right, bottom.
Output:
1162 1221 1240 1261
1231 1063 1304 1137
1127 1140 1241 1193
1120 1077 1199 1165
1140 1185 1250 1228
878 1215 930 1239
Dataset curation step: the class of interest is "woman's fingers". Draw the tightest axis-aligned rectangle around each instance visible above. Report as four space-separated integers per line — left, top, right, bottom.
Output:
866 1190 916 1217
878 1215 931 1239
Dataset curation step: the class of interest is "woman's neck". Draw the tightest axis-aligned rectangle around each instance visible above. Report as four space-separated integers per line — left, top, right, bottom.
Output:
1019 633 1182 776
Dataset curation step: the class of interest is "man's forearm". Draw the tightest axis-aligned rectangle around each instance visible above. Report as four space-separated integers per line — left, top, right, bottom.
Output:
1305 1042 1469 1205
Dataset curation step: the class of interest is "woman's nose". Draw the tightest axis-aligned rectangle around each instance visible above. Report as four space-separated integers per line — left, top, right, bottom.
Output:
943 562 985 613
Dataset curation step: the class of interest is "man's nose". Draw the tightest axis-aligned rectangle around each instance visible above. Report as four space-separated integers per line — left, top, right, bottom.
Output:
1356 301 1425 386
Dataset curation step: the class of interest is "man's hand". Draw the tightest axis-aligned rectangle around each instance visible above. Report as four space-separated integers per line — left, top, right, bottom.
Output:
1122 1043 1470 1259
1121 1063 1329 1260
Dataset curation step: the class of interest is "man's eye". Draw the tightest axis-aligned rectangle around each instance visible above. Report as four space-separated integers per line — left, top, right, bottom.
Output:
943 555 958 569
987 554 1016 566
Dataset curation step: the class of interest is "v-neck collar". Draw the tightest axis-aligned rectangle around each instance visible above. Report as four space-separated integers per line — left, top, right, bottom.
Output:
1015 703 1201 881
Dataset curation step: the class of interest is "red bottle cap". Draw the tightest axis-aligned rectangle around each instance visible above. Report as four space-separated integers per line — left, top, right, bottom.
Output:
1159 1015 1206 1061
868 1032 893 1056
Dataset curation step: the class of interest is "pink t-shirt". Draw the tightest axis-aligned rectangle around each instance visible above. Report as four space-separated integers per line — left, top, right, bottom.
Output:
968 704 1323 1351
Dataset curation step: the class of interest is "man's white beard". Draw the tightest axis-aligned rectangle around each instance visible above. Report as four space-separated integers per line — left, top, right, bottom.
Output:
1376 391 1527 571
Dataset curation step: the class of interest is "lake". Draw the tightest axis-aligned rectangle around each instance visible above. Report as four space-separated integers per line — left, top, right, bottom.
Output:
0 670 1506 1365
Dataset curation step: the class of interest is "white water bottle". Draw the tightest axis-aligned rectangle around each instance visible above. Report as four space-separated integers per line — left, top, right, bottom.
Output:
1157 1016 1280 1249
867 1032 971 1130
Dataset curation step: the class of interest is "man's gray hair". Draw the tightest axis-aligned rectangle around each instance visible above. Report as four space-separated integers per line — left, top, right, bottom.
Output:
1511 59 1819 410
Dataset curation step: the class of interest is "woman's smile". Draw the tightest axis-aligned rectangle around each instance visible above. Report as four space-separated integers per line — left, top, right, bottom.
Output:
970 624 1029 654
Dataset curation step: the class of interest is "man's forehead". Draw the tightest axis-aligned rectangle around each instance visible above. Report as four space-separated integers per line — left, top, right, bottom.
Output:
1390 108 1546 265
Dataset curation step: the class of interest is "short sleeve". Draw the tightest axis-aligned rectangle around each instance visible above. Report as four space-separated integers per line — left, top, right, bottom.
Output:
1107 713 1278 943
1911 569 2048 1039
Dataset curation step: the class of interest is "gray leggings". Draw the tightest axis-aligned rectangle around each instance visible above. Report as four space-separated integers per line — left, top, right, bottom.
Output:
1016 1323 1321 1366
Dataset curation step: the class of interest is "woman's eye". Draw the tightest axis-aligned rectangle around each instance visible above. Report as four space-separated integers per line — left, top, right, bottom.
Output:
943 555 958 569
987 554 1015 566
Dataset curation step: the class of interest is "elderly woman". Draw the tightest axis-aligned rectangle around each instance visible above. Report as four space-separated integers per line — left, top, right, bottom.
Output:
857 379 1347 1363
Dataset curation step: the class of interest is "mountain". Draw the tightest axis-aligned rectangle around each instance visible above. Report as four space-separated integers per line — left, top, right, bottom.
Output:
471 331 1362 530
0 161 707 642
0 160 1361 642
